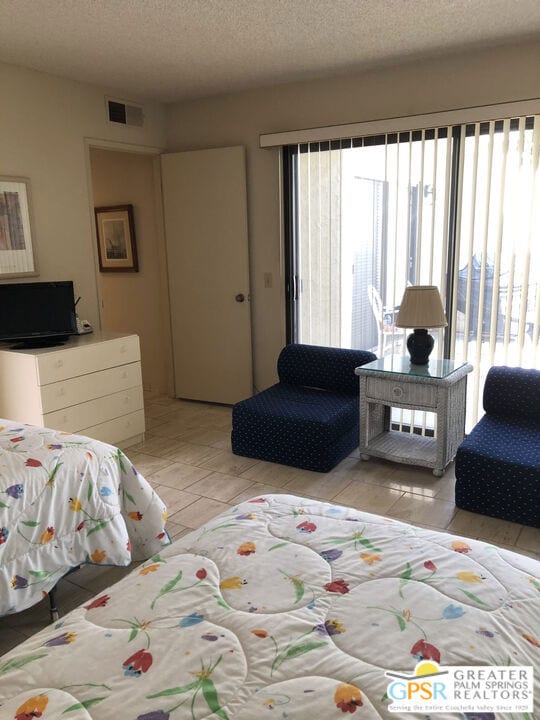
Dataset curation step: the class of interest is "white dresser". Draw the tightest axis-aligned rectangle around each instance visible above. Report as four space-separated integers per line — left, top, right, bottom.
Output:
0 332 145 448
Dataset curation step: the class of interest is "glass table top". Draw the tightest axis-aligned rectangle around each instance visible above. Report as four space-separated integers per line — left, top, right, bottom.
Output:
357 355 469 379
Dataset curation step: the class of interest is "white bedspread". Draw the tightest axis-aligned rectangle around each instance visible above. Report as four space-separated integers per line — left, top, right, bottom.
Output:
0 419 169 616
0 493 538 719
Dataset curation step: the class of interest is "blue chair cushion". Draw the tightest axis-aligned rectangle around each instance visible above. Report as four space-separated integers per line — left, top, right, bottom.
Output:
483 366 540 422
277 343 376 394
232 383 359 473
455 414 540 527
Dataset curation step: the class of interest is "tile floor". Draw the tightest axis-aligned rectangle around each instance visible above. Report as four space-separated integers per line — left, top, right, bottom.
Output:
1 393 538 656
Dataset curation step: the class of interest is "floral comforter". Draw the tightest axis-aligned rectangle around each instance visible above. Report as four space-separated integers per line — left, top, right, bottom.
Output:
0 419 169 616
0 493 538 720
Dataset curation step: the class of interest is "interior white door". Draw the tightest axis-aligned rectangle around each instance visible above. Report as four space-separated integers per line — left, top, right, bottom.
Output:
161 146 252 404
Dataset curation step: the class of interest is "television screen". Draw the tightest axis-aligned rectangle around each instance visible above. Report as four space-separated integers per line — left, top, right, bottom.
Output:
0 281 77 346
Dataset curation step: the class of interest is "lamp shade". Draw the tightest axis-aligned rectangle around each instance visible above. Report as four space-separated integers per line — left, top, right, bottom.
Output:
396 285 447 329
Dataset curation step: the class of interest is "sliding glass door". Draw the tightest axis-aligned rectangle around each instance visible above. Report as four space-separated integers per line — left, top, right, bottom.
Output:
284 116 540 427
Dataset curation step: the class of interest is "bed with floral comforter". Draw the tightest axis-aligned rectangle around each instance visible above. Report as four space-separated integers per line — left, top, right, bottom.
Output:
0 493 538 719
0 419 169 616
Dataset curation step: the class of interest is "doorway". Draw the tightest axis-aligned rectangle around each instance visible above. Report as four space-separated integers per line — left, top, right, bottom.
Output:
89 147 171 396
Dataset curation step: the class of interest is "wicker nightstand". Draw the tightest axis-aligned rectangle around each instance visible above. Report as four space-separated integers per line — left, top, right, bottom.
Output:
355 356 472 477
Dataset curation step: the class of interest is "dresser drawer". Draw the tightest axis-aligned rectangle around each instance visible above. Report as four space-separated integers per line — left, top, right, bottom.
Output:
43 386 144 433
366 377 437 408
40 362 142 413
80 410 145 446
37 335 140 384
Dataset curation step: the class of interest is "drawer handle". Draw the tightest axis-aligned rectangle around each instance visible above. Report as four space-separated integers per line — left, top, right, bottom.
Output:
57 388 66 397
55 359 64 368
392 386 403 398
123 396 130 405
121 371 128 379
120 345 127 353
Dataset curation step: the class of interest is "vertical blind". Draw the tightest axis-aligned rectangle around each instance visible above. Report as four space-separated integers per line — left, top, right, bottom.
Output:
285 115 540 429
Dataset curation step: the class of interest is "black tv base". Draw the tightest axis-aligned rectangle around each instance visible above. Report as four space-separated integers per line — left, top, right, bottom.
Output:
9 335 69 350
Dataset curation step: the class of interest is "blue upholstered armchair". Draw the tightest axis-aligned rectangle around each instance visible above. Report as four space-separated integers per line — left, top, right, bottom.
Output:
455 366 540 527
232 343 377 473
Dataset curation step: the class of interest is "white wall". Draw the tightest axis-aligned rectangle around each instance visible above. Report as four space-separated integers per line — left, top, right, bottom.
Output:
0 62 166 329
166 39 540 390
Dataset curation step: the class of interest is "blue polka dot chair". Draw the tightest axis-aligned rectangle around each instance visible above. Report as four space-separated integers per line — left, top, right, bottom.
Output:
455 366 540 528
232 343 377 473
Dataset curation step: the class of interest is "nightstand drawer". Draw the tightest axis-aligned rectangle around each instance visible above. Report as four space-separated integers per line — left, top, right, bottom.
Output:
366 377 437 408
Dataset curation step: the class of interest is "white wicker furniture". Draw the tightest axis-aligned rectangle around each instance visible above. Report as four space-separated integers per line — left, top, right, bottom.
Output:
355 356 472 477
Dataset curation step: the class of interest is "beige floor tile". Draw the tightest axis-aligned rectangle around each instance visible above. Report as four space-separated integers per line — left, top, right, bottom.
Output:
184 471 255 502
66 563 136 593
53 578 96 616
170 496 231 529
198 405 232 421
283 466 354 501
336 456 400 484
0 626 28 656
375 466 454 499
240 460 301 487
385 494 457 529
166 520 192 541
143 389 161 401
148 396 183 408
198 418 232 432
515 525 540 555
145 403 177 419
177 428 231 449
332 480 405 515
149 462 213 490
0 598 51 639
128 433 186 457
152 484 200 516
433 475 457 501
156 417 208 439
196 407 232 431
167 442 224 466
446 509 523 546
228 483 289 505
198 449 260 475
159 405 206 422
143 416 168 431
126 452 174 477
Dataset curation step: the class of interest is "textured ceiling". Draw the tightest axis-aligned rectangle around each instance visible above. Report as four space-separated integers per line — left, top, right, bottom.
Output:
1 0 540 103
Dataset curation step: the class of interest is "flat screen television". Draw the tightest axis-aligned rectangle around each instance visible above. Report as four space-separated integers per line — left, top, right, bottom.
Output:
0 281 78 347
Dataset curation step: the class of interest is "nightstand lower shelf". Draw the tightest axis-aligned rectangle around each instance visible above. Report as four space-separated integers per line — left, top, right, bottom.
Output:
361 430 437 468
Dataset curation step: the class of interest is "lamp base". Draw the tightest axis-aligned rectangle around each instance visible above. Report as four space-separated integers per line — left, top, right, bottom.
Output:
407 328 434 365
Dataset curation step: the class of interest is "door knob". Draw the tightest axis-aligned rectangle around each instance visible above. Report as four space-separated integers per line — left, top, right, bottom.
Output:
235 293 245 303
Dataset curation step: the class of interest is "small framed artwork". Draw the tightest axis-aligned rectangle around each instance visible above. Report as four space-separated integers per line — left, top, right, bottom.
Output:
0 176 38 277
94 204 138 272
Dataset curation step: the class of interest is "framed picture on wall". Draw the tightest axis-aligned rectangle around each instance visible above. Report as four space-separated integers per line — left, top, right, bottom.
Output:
0 176 38 277
94 204 138 272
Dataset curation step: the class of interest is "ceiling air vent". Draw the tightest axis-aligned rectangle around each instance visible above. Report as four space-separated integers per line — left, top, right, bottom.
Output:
106 98 144 127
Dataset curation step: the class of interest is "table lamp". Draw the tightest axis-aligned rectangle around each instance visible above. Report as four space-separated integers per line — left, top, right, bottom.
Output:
396 285 447 365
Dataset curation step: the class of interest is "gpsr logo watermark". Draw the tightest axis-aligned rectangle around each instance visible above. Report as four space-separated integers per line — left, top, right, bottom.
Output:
385 660 534 713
